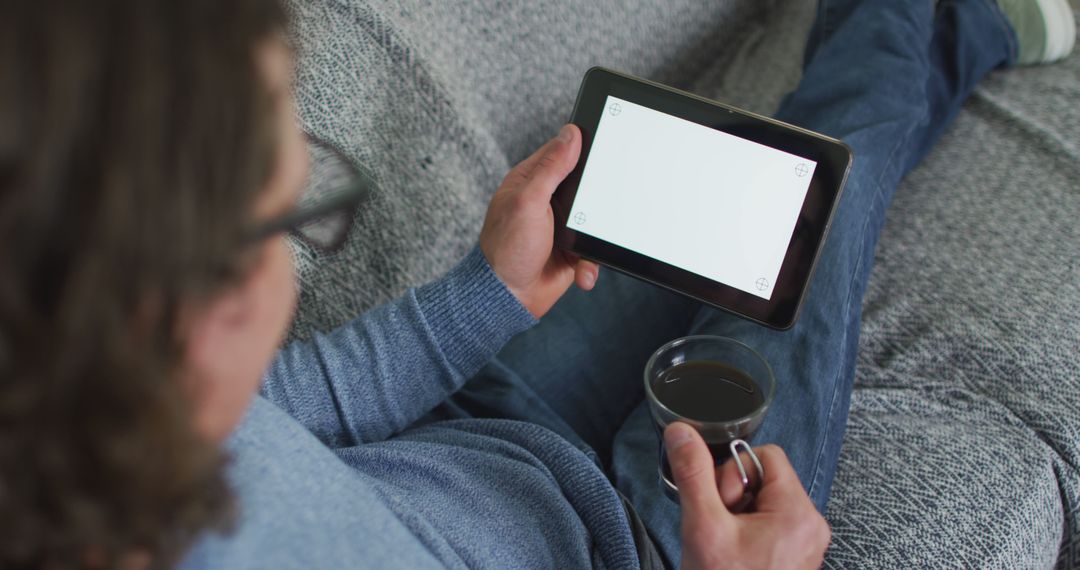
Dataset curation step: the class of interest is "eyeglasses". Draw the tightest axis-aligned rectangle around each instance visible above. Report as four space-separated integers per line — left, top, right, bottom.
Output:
247 134 374 253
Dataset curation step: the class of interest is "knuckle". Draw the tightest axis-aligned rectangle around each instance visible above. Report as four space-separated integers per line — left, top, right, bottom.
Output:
535 149 561 173
509 168 532 187
503 163 533 187
759 443 787 461
507 192 532 215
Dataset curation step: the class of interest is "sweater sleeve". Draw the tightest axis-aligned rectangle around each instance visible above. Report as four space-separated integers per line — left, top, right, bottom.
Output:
259 246 538 447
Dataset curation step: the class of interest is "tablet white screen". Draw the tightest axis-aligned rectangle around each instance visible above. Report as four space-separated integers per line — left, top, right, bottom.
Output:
566 96 817 300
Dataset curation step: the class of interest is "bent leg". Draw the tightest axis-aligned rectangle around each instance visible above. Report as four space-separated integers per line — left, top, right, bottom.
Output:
613 0 1016 566
726 0 1016 511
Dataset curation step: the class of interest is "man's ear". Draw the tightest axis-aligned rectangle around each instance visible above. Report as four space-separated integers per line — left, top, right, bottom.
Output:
182 286 256 385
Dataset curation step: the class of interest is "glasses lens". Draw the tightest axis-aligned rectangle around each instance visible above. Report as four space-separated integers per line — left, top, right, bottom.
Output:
295 207 353 251
294 135 373 252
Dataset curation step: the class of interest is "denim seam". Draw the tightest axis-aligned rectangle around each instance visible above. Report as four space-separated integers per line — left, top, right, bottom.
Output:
805 106 927 504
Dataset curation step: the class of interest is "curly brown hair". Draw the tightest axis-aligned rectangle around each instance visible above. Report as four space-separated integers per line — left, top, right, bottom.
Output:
0 0 287 567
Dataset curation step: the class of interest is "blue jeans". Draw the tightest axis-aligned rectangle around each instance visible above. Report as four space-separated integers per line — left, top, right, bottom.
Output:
428 0 1016 566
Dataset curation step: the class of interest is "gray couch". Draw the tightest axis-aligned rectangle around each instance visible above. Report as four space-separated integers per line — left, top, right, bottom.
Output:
282 0 1080 567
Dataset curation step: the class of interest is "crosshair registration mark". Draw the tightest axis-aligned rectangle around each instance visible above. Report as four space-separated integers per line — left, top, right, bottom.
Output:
608 102 622 116
794 163 809 177
573 212 587 225
755 277 769 291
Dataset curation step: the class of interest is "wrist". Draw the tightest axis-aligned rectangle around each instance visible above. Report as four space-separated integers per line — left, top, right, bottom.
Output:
413 246 537 375
478 242 539 318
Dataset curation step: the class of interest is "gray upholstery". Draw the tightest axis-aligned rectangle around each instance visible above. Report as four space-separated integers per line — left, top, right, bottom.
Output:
283 0 1079 567
828 26 1080 567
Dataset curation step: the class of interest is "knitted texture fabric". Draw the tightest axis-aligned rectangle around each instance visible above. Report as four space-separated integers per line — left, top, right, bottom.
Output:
827 13 1080 567
283 1 1079 566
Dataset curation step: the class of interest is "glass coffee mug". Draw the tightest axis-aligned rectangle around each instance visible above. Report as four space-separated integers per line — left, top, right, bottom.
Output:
644 335 776 508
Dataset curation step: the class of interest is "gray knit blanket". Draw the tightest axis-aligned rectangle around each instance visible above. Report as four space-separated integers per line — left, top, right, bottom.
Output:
283 1 1080 567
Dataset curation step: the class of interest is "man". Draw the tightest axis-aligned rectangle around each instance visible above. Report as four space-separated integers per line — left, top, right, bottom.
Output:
0 0 1071 568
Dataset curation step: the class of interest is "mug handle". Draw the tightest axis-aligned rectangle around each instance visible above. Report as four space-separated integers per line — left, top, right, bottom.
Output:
657 437 766 509
726 439 765 513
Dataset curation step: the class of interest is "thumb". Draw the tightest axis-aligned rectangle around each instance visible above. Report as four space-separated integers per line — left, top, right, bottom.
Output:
520 124 580 201
665 423 726 520
574 258 600 290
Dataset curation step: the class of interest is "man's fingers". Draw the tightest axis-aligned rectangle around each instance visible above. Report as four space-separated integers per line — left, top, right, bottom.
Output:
716 455 750 510
525 124 579 199
503 139 554 191
664 423 726 521
751 445 833 556
574 259 600 290
746 445 812 511
506 124 580 198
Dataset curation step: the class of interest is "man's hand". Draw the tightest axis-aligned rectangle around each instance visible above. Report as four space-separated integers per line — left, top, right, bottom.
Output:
480 124 600 318
665 422 831 570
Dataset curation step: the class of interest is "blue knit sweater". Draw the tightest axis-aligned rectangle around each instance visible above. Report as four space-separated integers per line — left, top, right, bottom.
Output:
179 247 640 569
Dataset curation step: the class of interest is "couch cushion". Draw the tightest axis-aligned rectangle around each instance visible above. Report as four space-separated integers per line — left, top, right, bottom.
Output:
827 17 1080 567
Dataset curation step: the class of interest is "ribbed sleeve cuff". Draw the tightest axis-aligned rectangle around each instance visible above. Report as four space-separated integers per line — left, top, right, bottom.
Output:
413 246 538 378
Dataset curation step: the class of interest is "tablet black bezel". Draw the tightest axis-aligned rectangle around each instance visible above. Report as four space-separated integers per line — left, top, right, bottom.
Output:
551 67 852 329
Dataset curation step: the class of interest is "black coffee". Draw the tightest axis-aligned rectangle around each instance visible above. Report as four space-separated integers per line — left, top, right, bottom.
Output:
651 360 763 422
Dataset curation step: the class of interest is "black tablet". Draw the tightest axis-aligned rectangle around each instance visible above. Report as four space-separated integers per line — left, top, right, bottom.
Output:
552 67 852 330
